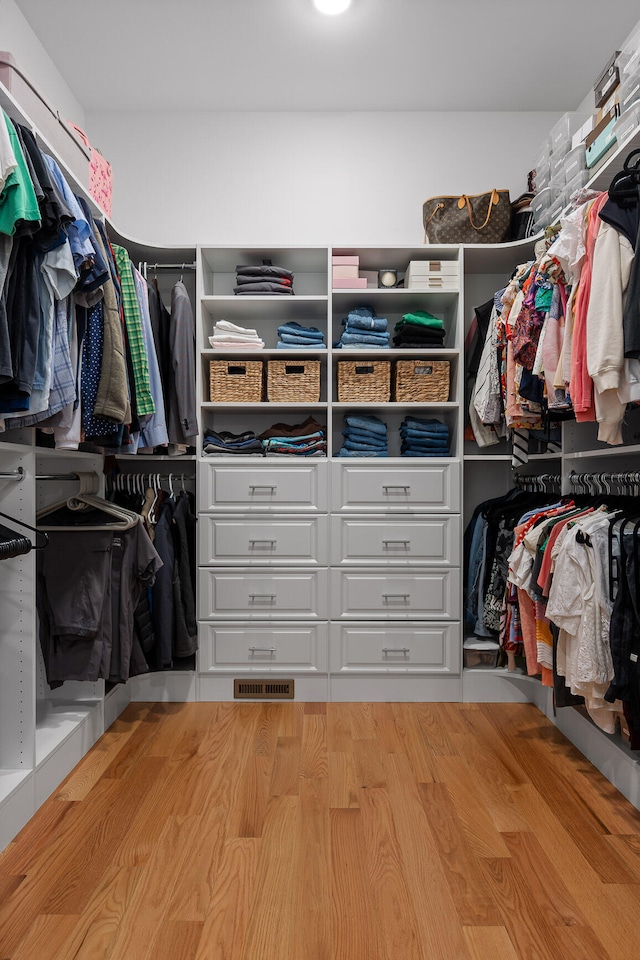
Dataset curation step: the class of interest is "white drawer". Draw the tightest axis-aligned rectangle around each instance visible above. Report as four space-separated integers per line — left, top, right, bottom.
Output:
198 515 329 565
329 515 460 566
198 461 328 512
198 622 328 673
198 567 329 619
330 622 460 674
331 461 460 512
329 568 460 620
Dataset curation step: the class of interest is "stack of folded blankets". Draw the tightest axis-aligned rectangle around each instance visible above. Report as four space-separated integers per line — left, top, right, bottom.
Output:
209 319 265 349
276 321 326 349
260 416 326 456
400 416 450 457
234 263 294 296
393 309 446 348
336 414 388 457
202 429 264 456
335 306 390 349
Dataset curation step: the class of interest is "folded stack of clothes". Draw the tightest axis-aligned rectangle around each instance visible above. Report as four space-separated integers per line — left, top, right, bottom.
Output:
336 414 388 457
234 263 294 296
393 309 446 348
209 319 265 349
335 306 390 349
259 416 326 456
277 321 326 349
202 429 264 456
400 416 450 457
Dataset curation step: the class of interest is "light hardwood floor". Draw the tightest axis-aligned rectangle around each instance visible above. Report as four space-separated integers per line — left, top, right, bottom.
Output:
2 700 640 959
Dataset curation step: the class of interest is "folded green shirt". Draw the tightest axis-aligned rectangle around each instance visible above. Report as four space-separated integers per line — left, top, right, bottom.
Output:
395 309 444 331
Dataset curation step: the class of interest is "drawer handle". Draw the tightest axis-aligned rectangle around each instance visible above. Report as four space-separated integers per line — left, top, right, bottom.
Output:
249 485 277 493
249 646 277 654
382 539 410 548
382 593 410 603
249 539 277 547
382 647 410 655
382 485 411 494
249 594 276 603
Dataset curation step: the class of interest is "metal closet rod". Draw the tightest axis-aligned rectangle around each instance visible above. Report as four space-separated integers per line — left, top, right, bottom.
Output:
36 473 81 480
0 467 24 481
139 261 197 271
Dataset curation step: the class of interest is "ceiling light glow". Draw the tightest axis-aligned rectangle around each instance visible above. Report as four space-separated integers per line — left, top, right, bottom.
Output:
313 0 351 14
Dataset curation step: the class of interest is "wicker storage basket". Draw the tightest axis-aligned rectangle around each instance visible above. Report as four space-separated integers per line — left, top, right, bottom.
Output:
393 359 450 402
337 360 391 402
267 359 321 402
209 360 264 402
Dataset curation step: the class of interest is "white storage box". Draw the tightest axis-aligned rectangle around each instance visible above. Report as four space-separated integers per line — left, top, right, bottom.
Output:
562 143 587 182
463 638 499 669
613 101 640 145
619 65 640 114
564 168 591 203
549 112 589 155
550 152 567 183
406 260 459 291
533 157 551 192
532 185 560 225
547 198 565 226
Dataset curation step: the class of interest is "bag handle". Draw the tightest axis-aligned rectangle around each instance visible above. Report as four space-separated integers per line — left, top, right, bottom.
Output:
459 189 501 232
423 201 444 243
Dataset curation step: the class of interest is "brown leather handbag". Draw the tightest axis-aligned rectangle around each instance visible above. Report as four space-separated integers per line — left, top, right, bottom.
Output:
423 189 511 244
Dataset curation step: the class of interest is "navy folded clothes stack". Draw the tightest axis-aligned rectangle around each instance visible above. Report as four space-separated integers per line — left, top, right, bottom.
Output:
234 263 295 296
400 416 450 457
337 413 388 457
203 429 264 456
277 321 326 349
393 309 446 348
259 416 326 457
335 306 390 349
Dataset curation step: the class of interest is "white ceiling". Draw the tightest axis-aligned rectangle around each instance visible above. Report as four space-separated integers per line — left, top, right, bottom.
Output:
14 0 640 113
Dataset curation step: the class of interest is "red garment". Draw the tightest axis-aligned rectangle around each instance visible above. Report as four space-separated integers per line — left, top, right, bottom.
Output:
570 193 608 419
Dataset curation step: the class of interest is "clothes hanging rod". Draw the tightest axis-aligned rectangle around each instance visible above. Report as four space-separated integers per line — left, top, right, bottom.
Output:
0 467 24 481
36 473 81 480
140 261 197 271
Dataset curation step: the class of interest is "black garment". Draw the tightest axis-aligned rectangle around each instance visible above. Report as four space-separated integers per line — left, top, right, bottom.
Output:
235 264 294 282
147 277 172 424
151 500 176 669
0 236 40 399
171 492 198 658
234 281 294 295
605 530 640 741
599 191 640 359
76 197 109 293
16 124 74 252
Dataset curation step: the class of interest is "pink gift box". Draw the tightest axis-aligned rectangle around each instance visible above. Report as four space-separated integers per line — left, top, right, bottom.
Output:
332 255 360 265
332 277 367 288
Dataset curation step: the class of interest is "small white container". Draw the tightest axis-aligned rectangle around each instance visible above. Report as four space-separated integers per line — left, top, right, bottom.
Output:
619 65 640 113
550 151 567 183
463 638 499 669
547 198 565 226
549 112 589 155
564 168 591 202
562 143 587 183
613 101 640 145
532 185 561 225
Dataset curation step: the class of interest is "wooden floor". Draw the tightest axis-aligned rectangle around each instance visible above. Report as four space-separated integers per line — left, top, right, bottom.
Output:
2 702 640 960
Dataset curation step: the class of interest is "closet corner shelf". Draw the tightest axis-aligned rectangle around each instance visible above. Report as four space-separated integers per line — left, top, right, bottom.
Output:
113 453 197 462
527 452 562 461
564 444 640 460
0 769 32 807
464 454 512 462
201 402 326 412
35 699 102 767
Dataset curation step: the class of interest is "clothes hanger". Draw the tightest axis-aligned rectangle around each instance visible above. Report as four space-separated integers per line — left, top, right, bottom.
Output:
37 472 140 531
0 509 48 558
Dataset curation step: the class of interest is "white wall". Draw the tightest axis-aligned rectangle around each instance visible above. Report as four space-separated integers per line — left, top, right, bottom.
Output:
88 109 559 247
0 0 85 127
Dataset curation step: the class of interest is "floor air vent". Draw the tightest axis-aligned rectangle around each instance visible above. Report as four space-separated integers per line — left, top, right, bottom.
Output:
234 679 295 700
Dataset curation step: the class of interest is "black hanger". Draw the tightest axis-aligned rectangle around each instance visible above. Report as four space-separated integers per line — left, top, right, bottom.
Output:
608 149 640 204
0 509 48 559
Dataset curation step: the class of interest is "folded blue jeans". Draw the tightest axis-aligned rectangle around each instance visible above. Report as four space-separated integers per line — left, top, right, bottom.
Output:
337 448 388 458
402 418 448 433
344 314 388 332
345 414 387 435
277 341 326 349
340 331 390 346
343 429 388 446
279 333 326 345
277 321 324 338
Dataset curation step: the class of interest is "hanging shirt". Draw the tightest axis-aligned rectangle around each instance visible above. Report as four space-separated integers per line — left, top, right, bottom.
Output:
112 244 155 417
0 112 40 236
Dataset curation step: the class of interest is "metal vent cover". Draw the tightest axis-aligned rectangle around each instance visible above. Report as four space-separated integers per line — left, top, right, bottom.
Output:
234 679 295 700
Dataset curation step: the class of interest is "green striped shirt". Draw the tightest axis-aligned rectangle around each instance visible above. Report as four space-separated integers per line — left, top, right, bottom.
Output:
112 244 155 416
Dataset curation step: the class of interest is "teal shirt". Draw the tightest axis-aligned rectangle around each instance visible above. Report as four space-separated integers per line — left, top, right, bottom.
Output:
0 111 40 236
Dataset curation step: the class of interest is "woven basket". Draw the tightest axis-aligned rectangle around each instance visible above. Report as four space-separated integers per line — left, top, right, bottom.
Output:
337 360 391 402
393 360 450 402
267 360 321 402
209 360 264 402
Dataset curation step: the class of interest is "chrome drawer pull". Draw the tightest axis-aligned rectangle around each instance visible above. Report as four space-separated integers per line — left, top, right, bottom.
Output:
249 539 277 547
382 647 410 655
382 485 411 493
249 646 277 653
382 539 410 548
382 593 410 603
248 484 277 493
249 593 276 602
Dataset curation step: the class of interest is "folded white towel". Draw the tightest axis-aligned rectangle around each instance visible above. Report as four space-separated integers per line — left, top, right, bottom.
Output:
214 319 259 336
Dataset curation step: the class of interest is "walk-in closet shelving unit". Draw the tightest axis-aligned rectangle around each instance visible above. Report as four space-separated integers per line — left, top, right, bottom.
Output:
195 244 466 700
0 76 200 845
